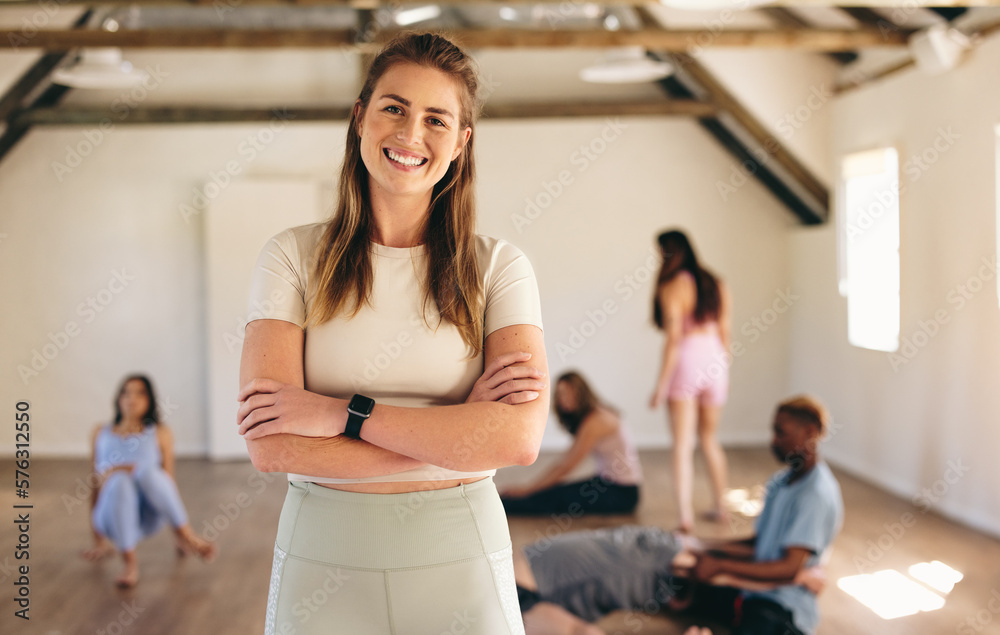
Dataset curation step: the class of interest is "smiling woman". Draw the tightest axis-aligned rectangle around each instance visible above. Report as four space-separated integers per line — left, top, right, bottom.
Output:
237 33 547 635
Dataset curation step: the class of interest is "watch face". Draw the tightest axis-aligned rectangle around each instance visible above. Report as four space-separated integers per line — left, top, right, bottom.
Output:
349 394 375 417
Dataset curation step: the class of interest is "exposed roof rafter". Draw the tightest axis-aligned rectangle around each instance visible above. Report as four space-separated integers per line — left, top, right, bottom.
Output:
9 98 716 127
0 26 910 50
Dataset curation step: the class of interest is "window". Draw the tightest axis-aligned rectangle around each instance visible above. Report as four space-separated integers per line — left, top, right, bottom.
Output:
837 147 900 352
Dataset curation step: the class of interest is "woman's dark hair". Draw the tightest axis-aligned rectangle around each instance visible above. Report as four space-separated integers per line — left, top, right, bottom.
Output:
652 229 721 329
113 374 160 427
554 371 609 436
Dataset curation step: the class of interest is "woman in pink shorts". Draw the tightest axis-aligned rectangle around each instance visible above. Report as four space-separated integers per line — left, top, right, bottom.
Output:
649 230 731 533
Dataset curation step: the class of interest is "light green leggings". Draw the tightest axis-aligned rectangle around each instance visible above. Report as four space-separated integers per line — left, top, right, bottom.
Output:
264 478 524 635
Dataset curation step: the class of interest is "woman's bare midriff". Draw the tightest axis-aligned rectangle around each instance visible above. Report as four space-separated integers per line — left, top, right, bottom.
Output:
315 476 488 494
684 322 718 338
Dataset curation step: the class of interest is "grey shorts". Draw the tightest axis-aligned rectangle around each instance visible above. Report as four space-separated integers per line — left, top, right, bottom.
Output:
266 478 523 635
522 525 682 623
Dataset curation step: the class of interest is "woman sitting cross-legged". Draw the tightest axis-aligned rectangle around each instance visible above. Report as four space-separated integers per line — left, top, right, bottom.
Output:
501 371 642 516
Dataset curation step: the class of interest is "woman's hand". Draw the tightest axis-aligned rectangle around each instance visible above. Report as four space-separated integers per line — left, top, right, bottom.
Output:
237 378 343 440
465 351 546 405
650 386 668 410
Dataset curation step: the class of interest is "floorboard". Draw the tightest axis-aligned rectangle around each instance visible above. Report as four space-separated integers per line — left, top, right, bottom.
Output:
1 448 997 634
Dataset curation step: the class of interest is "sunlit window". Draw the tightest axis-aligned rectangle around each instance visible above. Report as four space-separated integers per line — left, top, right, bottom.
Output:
838 147 901 352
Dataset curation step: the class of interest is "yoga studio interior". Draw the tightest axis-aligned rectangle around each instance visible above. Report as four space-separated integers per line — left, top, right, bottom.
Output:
1 2 999 634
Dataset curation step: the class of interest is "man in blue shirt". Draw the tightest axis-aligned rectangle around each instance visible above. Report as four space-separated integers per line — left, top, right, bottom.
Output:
681 395 844 634
515 395 843 635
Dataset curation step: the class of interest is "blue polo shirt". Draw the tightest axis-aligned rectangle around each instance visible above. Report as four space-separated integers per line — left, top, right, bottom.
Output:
744 461 843 634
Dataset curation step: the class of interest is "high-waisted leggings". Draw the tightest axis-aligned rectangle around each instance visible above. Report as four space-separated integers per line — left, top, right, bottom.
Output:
91 465 189 552
265 477 524 635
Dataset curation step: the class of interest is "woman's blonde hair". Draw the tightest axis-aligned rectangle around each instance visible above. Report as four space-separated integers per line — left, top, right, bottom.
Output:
307 32 484 355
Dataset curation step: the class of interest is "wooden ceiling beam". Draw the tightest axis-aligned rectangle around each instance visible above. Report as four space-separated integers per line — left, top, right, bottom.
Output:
668 51 829 214
0 27 909 51
760 7 859 64
0 9 93 166
11 99 717 126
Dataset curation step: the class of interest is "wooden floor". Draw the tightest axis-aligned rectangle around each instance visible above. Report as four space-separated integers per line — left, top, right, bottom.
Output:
1 449 998 635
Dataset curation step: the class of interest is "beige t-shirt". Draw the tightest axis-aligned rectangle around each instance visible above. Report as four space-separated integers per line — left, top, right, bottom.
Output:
247 222 544 483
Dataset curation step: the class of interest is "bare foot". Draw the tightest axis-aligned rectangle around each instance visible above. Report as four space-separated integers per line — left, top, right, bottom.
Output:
176 527 218 562
115 552 139 589
82 542 116 561
683 627 712 635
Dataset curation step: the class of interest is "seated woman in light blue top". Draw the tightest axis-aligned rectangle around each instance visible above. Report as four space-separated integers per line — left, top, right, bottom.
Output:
82 375 216 588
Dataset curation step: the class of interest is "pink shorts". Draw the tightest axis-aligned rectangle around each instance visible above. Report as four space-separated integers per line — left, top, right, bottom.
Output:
667 332 729 406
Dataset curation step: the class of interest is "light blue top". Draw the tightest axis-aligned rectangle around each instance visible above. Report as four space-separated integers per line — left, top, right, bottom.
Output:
94 424 162 474
744 461 843 635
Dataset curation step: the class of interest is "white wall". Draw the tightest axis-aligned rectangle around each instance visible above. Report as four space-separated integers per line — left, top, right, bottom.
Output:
0 112 794 457
788 35 1000 537
477 117 794 449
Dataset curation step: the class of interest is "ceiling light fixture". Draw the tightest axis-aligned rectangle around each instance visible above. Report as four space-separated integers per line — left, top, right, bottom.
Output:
580 47 674 84
499 6 518 21
909 23 971 74
394 5 441 26
51 48 149 89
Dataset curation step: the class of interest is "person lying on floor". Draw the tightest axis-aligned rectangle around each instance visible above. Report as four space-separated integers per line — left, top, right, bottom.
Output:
514 395 843 635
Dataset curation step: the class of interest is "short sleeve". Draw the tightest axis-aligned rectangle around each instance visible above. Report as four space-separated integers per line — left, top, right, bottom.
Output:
778 491 834 557
246 228 308 328
482 238 543 338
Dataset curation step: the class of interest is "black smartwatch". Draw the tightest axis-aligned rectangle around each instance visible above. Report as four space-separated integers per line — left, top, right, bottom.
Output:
344 394 375 439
